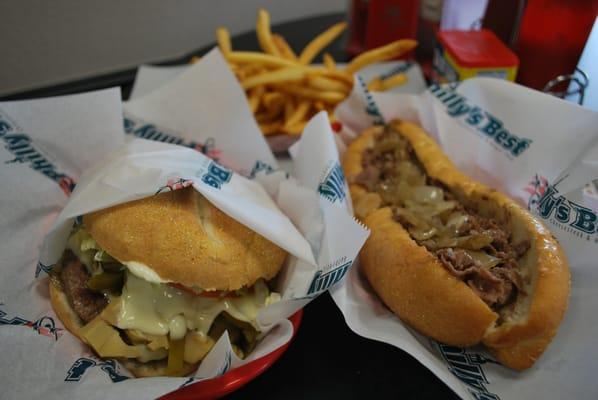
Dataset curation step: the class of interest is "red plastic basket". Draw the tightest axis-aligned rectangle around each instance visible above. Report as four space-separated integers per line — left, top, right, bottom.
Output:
160 310 303 400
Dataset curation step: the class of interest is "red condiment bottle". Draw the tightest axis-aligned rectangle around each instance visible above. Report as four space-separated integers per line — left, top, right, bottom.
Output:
515 0 598 91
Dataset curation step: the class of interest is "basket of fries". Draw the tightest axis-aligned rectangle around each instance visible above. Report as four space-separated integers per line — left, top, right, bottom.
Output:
193 9 417 151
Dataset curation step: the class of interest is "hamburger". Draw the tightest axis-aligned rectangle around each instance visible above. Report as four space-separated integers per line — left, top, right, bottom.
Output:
49 187 287 377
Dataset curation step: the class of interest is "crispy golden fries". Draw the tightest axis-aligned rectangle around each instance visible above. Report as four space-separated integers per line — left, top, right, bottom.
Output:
273 34 297 60
216 27 232 56
227 51 299 68
323 53 336 70
248 86 265 112
256 9 280 56
241 67 305 90
307 74 352 92
367 73 408 91
212 9 417 137
299 22 347 65
345 39 417 74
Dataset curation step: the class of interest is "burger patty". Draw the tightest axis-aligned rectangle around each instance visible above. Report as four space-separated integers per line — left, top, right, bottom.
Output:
60 251 108 323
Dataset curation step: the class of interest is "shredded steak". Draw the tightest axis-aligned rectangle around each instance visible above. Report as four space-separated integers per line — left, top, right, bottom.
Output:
355 128 531 310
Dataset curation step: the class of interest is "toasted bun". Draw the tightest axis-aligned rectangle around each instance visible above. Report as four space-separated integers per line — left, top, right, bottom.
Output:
361 207 498 345
49 279 198 377
84 187 287 291
344 120 570 370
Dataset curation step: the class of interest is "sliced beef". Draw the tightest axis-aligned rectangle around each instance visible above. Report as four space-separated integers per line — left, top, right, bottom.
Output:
467 272 513 307
513 239 531 258
436 248 520 308
355 164 380 191
436 248 478 277
60 252 107 323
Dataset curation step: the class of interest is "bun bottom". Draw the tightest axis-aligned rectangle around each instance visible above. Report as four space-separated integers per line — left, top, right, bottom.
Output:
360 208 498 347
49 281 198 378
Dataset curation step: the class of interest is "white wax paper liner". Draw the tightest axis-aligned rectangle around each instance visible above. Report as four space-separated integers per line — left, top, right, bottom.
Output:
0 49 369 399
123 48 277 176
332 76 598 400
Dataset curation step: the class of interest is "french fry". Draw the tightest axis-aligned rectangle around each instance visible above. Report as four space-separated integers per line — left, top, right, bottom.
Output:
212 8 418 138
216 27 232 56
284 100 310 128
276 84 346 103
299 22 348 65
370 73 408 91
323 53 336 70
307 74 351 93
241 67 305 90
345 39 417 74
259 121 283 135
256 9 280 56
256 111 276 123
228 52 299 69
248 86 265 112
283 120 308 135
284 96 295 120
235 64 265 81
263 91 285 110
310 67 354 85
367 77 384 91
273 34 298 61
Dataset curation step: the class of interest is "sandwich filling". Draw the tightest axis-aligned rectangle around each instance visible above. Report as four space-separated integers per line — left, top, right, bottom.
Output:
52 227 280 374
354 127 529 316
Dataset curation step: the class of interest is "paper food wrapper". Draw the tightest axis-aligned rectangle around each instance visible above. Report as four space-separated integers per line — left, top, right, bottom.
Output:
332 77 598 399
129 60 427 154
0 49 369 400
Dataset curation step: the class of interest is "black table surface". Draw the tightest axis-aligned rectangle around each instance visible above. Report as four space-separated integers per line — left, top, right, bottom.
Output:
2 13 459 399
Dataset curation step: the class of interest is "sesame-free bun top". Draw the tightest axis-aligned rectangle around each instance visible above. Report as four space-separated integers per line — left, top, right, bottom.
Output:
83 187 287 291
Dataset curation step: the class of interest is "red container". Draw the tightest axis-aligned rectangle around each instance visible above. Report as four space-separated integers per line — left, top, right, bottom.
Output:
347 0 419 57
515 0 598 90
433 29 519 83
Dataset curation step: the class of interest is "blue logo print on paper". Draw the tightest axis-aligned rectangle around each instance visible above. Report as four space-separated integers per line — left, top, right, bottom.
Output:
357 75 385 125
380 62 413 80
249 160 276 178
307 260 352 295
318 162 347 203
124 115 222 161
201 161 232 189
428 83 532 158
217 349 232 376
35 261 54 277
0 305 63 340
436 343 501 400
65 357 130 383
0 112 76 195
536 184 597 241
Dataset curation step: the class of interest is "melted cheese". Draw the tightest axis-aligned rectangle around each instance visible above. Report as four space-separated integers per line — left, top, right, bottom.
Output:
113 273 277 339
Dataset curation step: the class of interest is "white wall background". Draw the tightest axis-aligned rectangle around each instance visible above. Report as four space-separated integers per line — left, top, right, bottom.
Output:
0 0 345 96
